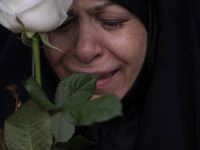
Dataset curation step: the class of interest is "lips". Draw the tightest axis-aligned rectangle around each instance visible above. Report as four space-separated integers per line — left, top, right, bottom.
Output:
95 69 119 88
98 69 118 79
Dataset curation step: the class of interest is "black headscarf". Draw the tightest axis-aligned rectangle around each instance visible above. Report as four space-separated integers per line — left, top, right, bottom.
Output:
137 0 200 149
0 0 200 149
114 0 149 30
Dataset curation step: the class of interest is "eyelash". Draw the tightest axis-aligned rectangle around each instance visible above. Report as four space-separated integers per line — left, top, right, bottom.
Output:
101 21 124 28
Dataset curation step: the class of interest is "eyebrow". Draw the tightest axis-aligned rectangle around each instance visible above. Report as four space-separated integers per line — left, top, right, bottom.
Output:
67 1 115 16
87 1 115 14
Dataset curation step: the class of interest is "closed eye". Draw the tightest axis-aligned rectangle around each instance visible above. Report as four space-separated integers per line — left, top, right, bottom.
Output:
102 21 124 27
100 19 128 31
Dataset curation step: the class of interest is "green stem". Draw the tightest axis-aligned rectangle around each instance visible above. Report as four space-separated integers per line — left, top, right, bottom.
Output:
32 35 41 86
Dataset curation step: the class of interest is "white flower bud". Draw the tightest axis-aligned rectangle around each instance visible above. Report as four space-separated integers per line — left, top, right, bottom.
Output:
0 0 73 33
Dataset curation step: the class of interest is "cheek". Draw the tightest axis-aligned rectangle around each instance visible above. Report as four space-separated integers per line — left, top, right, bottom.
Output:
106 28 147 65
47 31 73 53
44 31 74 66
44 45 64 67
126 32 147 64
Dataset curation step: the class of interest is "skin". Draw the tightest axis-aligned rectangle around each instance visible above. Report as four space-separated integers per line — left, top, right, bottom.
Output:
44 0 147 100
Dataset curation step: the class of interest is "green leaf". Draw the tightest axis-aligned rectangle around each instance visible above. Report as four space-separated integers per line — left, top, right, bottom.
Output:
55 73 98 109
39 33 64 53
51 112 75 143
4 100 53 150
23 77 59 111
56 135 95 150
62 94 122 126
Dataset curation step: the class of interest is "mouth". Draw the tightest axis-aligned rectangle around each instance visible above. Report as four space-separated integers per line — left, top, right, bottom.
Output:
98 69 118 79
95 69 119 88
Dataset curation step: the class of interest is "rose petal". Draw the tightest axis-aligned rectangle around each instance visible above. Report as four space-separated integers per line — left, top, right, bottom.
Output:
0 0 73 33
16 0 73 32
2 0 33 12
0 2 23 32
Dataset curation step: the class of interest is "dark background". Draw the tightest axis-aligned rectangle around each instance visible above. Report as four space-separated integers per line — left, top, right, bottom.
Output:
0 25 32 128
0 25 58 129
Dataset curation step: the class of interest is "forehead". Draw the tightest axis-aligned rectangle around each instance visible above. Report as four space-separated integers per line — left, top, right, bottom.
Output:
71 0 114 12
69 0 133 19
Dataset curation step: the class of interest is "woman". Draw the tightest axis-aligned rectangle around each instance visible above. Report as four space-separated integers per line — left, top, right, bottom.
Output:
43 0 200 149
44 0 153 149
0 0 200 149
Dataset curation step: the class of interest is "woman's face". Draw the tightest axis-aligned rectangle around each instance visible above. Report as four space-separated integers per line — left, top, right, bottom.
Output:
44 0 147 100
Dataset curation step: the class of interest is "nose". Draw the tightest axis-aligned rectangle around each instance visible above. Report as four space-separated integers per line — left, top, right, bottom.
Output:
72 22 102 64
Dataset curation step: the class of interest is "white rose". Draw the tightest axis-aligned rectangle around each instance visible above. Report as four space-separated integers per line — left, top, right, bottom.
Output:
0 0 73 33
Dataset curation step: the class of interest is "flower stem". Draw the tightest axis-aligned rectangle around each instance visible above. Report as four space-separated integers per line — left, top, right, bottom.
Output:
32 35 41 86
